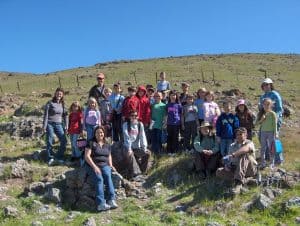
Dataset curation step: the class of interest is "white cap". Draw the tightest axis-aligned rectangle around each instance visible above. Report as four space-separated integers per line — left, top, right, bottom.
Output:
262 78 273 84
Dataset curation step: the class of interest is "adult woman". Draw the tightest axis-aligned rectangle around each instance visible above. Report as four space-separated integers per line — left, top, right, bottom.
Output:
193 121 221 178
43 88 68 165
85 126 118 211
259 78 283 164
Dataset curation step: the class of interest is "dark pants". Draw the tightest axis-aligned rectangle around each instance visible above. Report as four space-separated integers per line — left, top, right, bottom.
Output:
167 125 180 153
151 128 162 154
194 152 221 172
112 113 123 142
183 121 198 150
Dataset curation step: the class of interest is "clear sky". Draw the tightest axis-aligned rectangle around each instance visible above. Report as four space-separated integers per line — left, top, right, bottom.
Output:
0 0 299 74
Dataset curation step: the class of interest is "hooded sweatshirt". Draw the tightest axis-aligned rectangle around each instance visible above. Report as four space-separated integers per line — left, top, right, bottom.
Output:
136 86 151 125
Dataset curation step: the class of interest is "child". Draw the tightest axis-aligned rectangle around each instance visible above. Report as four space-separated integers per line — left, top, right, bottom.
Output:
100 87 113 138
83 97 101 141
122 86 140 121
216 101 239 156
235 99 255 140
151 92 167 154
193 121 220 178
146 85 155 105
136 85 151 129
257 98 277 169
109 83 125 142
179 82 190 106
166 90 182 153
68 101 83 161
156 72 171 92
182 94 199 152
203 91 220 128
195 88 207 125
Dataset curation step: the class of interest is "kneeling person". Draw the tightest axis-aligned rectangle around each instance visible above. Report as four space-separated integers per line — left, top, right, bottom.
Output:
123 111 151 179
193 121 221 178
216 127 257 195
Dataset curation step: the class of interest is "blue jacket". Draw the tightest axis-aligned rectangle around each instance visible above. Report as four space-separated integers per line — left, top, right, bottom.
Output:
216 112 239 139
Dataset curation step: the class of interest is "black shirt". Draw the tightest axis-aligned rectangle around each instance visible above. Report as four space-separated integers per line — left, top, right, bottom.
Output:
88 141 111 167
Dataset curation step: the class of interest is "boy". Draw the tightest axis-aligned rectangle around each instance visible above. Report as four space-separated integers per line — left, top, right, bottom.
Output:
122 86 140 121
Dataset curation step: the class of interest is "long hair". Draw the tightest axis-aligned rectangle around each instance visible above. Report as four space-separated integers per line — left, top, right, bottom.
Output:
69 101 82 113
169 90 179 103
52 87 65 103
235 104 250 121
92 126 107 144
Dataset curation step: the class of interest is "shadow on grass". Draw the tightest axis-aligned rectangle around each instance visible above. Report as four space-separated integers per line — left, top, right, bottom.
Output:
145 154 232 208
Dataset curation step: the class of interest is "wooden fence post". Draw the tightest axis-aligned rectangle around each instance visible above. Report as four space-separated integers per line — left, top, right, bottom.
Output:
76 74 80 87
58 77 62 88
0 84 3 93
17 81 21 92
133 71 137 85
155 72 158 84
212 70 216 85
201 68 205 83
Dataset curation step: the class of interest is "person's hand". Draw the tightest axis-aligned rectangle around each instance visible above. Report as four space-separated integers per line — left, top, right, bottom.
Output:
94 166 101 175
206 150 213 155
43 128 46 133
128 149 133 156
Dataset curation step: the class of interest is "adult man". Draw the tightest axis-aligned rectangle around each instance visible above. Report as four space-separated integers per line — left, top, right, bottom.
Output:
88 73 106 106
216 127 257 195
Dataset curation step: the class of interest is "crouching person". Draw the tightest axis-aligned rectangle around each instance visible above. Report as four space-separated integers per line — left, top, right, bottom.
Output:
193 121 221 178
216 127 257 195
123 111 151 179
84 126 118 211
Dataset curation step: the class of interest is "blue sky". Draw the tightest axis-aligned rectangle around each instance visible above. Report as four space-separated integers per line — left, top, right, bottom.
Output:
0 0 299 74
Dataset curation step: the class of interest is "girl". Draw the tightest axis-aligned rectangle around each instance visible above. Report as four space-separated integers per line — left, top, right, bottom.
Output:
257 98 277 169
195 88 207 125
166 90 182 153
193 121 220 178
100 87 113 138
68 101 83 161
156 71 171 92
235 99 255 140
203 91 220 128
83 97 101 142
85 126 118 211
43 88 68 165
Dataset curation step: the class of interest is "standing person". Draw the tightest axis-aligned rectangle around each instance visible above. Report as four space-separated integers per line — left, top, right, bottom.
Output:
83 97 101 142
84 126 118 211
89 73 106 106
235 99 255 140
122 111 151 178
259 78 283 164
109 83 125 142
151 92 167 154
156 72 171 92
256 98 277 169
68 101 83 161
195 88 207 125
100 88 113 138
136 85 151 139
43 88 68 165
182 94 200 153
193 121 220 178
166 90 182 153
122 86 140 121
216 127 257 195
146 85 155 106
216 101 240 156
179 82 190 106
203 91 221 128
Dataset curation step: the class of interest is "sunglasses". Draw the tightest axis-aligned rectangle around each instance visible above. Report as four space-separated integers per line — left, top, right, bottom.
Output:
97 77 104 80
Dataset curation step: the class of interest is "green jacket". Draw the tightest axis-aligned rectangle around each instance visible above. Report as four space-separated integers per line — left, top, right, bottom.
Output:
193 134 219 154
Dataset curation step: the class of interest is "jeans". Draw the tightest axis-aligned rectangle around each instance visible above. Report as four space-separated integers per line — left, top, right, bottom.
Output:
70 134 81 158
220 138 234 156
46 122 67 161
151 128 162 154
260 131 275 166
85 164 115 206
86 124 97 142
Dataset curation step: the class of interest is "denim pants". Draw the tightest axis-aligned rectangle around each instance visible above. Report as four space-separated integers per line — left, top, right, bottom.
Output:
85 164 115 206
86 124 97 142
151 128 162 154
69 134 81 158
260 131 275 166
46 122 67 161
220 138 234 156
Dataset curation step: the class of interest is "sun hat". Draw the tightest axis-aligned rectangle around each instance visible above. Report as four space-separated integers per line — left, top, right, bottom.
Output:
262 78 273 84
237 99 245 106
199 121 212 128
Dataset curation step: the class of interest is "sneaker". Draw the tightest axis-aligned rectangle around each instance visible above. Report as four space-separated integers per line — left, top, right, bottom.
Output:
97 203 111 212
107 200 118 209
230 181 243 195
48 158 55 166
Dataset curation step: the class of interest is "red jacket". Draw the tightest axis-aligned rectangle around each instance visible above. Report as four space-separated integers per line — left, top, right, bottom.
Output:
68 111 83 134
136 86 151 126
122 95 140 120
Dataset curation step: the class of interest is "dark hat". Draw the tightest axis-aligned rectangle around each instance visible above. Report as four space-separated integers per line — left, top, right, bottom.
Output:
128 86 137 92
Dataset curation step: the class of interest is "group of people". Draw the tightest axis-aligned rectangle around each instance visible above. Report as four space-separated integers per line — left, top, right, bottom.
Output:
42 71 284 210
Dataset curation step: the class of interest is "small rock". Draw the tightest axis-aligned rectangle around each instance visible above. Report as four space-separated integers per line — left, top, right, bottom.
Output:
175 205 187 212
255 194 273 210
44 187 61 204
112 171 123 189
242 201 253 211
11 158 31 178
295 217 300 224
31 221 43 226
83 217 96 226
66 211 81 222
3 205 18 218
206 221 222 226
263 188 275 200
28 182 45 195
286 197 300 207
